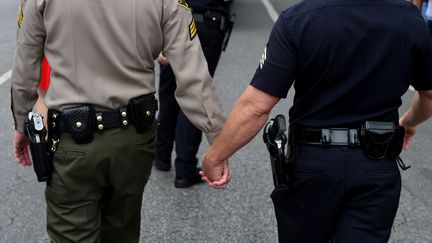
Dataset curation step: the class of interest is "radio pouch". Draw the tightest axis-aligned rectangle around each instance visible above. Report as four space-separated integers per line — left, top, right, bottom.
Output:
127 94 158 133
388 126 405 159
61 105 95 144
360 121 396 160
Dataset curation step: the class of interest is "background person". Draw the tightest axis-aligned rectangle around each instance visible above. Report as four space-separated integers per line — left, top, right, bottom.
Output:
154 0 232 188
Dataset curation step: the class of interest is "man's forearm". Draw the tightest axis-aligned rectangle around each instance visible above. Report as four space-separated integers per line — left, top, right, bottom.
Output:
401 91 432 127
206 86 280 163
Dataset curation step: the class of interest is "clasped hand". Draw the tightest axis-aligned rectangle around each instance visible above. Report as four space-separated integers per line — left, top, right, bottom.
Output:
200 153 232 189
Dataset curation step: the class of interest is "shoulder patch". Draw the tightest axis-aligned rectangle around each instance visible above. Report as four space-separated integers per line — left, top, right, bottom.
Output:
178 0 190 11
259 47 267 69
18 3 24 29
189 19 197 40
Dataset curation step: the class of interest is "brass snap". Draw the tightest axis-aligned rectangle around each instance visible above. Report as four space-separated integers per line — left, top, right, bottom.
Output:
98 124 104 130
121 111 127 117
76 122 82 128
122 120 128 126
96 115 103 122
146 111 152 117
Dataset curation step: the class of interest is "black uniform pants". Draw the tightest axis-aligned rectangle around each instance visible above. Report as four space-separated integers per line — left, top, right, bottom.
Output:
157 21 223 177
428 20 432 35
271 145 401 243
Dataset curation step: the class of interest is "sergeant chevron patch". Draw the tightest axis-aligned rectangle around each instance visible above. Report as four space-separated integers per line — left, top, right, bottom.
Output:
189 19 197 40
178 0 190 10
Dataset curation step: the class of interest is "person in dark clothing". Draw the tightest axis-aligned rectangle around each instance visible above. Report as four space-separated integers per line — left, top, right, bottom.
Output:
155 0 232 188
200 0 432 242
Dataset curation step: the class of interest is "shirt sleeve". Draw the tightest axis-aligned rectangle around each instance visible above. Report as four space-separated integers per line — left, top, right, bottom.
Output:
411 27 432 91
250 15 297 98
11 0 46 132
161 0 225 144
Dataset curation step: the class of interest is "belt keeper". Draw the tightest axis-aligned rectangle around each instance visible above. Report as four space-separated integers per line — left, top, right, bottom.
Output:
119 108 129 128
95 112 104 131
321 129 331 146
349 129 359 146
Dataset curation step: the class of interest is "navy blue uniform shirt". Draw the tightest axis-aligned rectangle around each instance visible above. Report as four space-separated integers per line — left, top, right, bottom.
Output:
251 0 432 127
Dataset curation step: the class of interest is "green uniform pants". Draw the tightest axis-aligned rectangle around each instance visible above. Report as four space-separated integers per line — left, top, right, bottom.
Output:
45 124 156 243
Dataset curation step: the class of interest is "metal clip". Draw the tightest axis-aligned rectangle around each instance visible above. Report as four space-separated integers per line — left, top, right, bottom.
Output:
321 129 331 145
349 129 360 146
51 138 60 152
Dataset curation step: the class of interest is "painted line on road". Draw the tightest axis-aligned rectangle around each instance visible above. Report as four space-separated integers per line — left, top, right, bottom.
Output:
260 0 278 23
0 70 12 86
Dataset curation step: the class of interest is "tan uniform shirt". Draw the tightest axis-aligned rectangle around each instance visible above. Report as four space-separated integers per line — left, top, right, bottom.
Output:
11 0 225 143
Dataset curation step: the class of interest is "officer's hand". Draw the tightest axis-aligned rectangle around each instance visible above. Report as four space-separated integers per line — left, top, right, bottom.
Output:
401 125 416 150
14 131 32 167
200 154 232 189
157 53 169 65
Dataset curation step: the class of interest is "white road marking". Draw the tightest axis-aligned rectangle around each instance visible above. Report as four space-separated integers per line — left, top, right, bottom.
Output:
0 70 12 86
260 0 278 23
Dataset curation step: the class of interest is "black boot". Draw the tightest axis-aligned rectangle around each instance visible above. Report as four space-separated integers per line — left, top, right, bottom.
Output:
154 159 171 171
174 168 203 188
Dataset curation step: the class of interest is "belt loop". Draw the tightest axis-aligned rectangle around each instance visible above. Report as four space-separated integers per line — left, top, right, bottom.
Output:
349 129 359 146
321 129 331 146
119 107 129 128
95 112 104 131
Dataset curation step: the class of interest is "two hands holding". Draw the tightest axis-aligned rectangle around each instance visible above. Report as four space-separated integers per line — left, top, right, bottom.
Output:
200 154 232 189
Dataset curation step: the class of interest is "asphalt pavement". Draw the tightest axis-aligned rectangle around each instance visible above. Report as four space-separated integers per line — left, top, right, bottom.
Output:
0 0 431 242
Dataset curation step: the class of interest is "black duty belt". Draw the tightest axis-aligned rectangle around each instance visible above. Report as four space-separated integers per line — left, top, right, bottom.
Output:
58 107 130 133
292 126 361 146
48 94 157 145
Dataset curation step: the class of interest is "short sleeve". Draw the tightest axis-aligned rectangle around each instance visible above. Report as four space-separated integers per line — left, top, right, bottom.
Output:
411 28 432 91
250 15 297 98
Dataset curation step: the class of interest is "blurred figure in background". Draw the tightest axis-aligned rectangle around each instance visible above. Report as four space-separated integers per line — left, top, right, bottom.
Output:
155 0 233 188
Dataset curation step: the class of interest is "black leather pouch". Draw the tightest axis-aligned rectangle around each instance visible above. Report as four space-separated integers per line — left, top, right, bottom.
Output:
360 121 395 160
127 94 158 133
388 126 405 158
62 105 95 144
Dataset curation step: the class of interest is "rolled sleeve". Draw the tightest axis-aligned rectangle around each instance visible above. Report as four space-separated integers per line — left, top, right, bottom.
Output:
412 37 432 91
11 0 46 132
162 1 225 144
